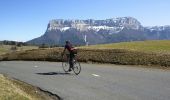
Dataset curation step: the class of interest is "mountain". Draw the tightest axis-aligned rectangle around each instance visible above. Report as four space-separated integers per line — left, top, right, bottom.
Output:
27 17 170 45
144 25 170 40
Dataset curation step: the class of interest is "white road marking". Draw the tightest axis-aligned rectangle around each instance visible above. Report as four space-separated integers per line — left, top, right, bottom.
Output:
92 74 100 77
34 66 38 68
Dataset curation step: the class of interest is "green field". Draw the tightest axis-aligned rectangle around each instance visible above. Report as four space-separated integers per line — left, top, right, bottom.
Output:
0 45 38 55
81 40 170 53
0 45 10 55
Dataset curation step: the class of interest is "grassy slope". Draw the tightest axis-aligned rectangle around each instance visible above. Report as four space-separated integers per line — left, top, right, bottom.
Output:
0 74 58 100
81 40 170 53
0 74 31 100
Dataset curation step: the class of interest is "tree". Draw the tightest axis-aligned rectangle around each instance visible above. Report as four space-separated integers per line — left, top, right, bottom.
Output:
17 42 23 47
39 43 49 48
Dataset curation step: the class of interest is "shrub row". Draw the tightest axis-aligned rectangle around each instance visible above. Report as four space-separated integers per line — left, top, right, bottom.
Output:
1 48 170 67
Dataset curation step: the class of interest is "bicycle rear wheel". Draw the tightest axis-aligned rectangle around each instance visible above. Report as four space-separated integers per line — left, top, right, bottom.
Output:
62 61 70 72
72 61 81 75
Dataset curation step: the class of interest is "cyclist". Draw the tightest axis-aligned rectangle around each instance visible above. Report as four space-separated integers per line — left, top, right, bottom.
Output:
62 41 77 71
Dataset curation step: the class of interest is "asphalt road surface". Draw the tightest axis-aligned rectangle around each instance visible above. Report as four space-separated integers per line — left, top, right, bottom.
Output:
0 61 170 100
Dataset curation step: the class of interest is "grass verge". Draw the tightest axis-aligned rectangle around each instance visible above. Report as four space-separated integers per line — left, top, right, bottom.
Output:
0 74 59 100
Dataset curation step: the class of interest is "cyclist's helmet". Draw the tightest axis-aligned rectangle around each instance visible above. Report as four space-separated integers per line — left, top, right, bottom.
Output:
65 40 70 44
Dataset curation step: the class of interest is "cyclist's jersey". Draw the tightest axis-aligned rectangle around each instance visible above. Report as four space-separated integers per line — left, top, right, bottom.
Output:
65 44 74 52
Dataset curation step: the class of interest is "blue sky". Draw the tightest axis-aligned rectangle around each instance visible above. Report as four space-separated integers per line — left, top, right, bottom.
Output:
0 0 170 42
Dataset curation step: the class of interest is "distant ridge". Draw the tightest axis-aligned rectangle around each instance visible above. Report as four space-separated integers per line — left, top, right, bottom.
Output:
27 17 170 45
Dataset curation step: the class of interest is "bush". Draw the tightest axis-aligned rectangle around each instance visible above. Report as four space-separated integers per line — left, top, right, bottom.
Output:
1 48 170 67
39 44 49 48
10 46 17 51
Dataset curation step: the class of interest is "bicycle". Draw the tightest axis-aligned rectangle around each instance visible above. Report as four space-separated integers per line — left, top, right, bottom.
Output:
62 53 81 75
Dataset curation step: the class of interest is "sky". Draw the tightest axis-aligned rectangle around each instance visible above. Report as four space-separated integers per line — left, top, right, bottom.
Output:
0 0 170 42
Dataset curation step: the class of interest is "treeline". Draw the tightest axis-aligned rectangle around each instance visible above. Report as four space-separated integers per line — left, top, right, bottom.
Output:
0 40 28 46
0 40 80 48
38 43 61 48
38 43 82 48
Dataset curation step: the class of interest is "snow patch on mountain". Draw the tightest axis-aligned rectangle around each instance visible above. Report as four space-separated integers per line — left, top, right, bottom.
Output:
145 25 170 32
60 27 70 31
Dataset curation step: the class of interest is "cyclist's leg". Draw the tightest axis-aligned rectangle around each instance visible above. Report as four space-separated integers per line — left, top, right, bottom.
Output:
69 52 74 69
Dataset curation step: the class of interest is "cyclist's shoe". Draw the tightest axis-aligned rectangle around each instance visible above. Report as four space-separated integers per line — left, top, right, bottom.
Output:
68 68 72 72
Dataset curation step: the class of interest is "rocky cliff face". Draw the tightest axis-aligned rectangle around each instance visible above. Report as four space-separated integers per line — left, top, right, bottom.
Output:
47 17 142 33
27 17 170 45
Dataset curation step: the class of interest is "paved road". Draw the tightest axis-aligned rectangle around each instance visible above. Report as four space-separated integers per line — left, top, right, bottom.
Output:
0 61 170 100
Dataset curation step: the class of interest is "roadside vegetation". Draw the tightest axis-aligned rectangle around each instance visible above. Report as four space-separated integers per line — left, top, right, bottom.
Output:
0 74 30 100
0 74 58 100
0 45 59 100
1 40 170 67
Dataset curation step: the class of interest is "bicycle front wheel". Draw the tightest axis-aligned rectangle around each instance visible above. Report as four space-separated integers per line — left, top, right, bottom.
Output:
73 62 81 75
